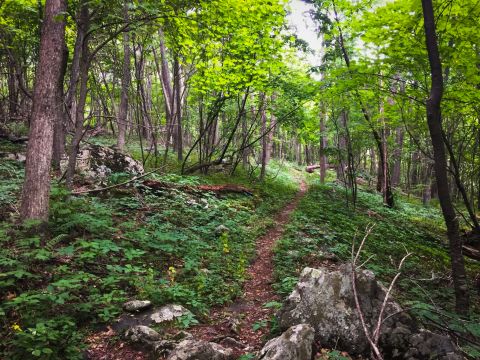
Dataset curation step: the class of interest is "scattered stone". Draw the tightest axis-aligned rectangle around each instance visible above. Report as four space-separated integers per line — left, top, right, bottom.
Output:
171 331 194 341
150 304 192 325
1 152 26 162
167 339 233 360
112 304 192 333
277 266 460 359
258 324 314 360
152 340 177 357
218 336 245 349
124 325 161 346
215 225 230 234
123 300 152 313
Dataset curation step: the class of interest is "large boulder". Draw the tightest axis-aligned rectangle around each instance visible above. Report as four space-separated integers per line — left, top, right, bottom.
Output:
60 144 143 182
258 324 314 360
167 339 233 360
277 266 461 359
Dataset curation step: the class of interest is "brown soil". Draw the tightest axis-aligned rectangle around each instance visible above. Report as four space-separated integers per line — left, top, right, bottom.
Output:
86 180 308 359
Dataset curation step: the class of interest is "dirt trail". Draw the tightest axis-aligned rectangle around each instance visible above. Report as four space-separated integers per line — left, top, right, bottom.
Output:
189 180 308 356
86 180 308 359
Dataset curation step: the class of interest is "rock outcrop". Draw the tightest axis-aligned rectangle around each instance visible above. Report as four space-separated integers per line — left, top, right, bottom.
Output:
277 266 461 359
258 324 314 360
60 144 143 183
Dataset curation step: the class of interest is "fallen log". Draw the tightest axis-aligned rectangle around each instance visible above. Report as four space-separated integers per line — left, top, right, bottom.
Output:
463 245 480 261
305 165 322 173
142 179 254 196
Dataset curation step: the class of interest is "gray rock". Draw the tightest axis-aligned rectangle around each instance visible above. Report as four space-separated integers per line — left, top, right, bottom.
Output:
60 144 143 183
215 225 230 234
258 324 315 360
150 304 192 325
153 340 177 357
167 339 233 360
404 330 463 360
277 266 460 359
123 300 152 313
113 304 192 333
171 331 194 341
124 325 161 346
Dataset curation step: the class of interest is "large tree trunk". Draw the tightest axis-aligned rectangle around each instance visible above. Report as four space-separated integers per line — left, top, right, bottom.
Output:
20 0 67 221
421 0 469 314
116 1 131 150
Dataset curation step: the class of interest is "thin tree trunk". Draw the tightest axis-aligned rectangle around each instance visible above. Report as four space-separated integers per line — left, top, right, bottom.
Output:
392 126 404 187
66 3 89 188
174 58 183 161
116 1 130 150
52 43 68 170
421 0 469 314
320 105 328 184
20 0 67 221
260 93 267 181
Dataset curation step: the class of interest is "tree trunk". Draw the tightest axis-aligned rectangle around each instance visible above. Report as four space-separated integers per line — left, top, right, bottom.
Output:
65 3 89 188
174 58 183 161
20 0 67 221
260 93 267 181
392 126 404 187
320 105 327 184
116 1 131 150
421 0 469 314
52 43 68 170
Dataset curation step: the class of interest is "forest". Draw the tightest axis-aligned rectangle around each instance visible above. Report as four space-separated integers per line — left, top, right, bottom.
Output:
1 0 480 359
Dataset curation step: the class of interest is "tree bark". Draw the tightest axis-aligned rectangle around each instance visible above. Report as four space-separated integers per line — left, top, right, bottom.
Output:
52 41 68 169
20 0 67 221
421 0 469 314
260 93 267 181
65 2 89 188
116 1 131 150
392 126 404 187
319 105 328 184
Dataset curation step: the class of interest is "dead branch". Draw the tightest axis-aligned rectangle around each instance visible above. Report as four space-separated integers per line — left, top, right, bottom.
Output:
72 167 165 195
351 224 411 360
142 179 254 196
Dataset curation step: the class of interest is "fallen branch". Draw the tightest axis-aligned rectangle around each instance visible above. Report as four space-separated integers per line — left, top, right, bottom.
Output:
142 179 254 196
72 168 165 195
351 225 411 360
462 245 480 261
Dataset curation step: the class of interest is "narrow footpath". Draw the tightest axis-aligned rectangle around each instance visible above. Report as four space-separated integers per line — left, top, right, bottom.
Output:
87 180 308 359
189 180 308 357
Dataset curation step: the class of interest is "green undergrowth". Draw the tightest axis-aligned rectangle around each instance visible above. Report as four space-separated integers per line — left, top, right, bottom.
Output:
273 176 480 356
0 160 299 359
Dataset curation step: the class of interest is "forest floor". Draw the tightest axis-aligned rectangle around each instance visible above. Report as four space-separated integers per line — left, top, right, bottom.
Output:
188 180 308 357
86 179 308 360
